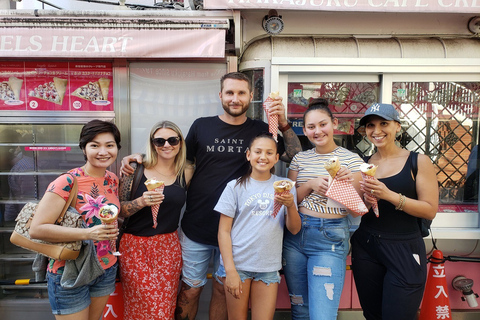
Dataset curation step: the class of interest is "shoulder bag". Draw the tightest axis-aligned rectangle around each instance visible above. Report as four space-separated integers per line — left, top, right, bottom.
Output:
10 173 83 260
411 152 433 237
116 161 144 248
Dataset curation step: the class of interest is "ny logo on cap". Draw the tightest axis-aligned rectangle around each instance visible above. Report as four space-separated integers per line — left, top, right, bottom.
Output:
370 104 380 112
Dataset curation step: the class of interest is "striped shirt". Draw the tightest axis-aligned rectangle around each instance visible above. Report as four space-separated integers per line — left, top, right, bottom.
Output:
289 147 364 215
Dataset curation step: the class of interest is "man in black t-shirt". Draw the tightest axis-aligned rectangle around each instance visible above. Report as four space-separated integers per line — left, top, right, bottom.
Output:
122 72 301 320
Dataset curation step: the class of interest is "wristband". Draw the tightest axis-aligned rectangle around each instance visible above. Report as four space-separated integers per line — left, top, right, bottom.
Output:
279 122 292 132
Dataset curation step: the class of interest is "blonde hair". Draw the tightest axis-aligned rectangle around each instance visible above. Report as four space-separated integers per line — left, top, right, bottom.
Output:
144 121 186 187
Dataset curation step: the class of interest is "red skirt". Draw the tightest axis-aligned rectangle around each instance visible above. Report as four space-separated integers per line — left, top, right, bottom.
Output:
119 231 182 320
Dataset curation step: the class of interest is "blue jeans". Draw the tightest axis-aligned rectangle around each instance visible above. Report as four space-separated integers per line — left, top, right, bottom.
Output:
282 213 349 320
215 264 281 285
47 263 117 315
179 228 221 287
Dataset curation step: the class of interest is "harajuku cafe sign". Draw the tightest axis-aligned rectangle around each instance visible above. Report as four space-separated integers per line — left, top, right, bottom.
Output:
204 0 480 13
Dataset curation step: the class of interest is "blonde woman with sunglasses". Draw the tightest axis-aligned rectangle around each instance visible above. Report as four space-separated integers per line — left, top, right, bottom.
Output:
118 120 192 320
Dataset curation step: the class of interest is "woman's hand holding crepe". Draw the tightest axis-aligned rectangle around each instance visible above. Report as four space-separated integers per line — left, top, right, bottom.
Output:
308 176 330 196
335 166 354 182
360 178 390 200
142 190 165 207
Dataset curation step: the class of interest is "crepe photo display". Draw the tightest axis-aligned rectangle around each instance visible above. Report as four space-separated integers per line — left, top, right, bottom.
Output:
72 78 110 102
28 77 67 105
0 76 23 101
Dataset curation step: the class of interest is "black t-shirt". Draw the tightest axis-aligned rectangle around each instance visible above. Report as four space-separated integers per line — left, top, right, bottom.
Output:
360 152 419 233
124 174 186 237
181 116 285 246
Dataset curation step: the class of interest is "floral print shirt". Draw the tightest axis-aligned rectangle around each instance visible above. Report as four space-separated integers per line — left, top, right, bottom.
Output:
46 167 120 274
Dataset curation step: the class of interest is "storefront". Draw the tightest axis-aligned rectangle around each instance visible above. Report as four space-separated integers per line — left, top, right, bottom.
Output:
1 3 480 318
0 9 238 318
231 6 480 315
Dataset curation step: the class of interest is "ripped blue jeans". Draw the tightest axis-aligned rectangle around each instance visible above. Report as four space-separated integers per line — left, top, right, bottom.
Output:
282 212 349 320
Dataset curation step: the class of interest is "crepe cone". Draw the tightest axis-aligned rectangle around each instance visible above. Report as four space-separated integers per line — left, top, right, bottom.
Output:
263 92 280 142
360 163 379 217
273 180 294 218
99 205 119 252
145 178 165 228
325 156 341 178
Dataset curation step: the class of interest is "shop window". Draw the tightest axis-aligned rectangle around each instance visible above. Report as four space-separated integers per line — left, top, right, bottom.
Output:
0 123 85 302
243 69 265 121
392 82 480 210
287 80 480 213
0 124 85 226
286 81 380 152
129 62 227 154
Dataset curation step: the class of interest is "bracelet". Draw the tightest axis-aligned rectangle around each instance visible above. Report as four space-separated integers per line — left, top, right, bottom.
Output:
395 193 406 211
279 122 292 132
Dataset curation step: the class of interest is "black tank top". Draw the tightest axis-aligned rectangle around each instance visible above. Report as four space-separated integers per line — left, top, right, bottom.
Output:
124 174 186 237
360 152 419 234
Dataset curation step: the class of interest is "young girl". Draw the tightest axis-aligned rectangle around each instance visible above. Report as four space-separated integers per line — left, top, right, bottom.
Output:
215 133 301 320
283 98 364 320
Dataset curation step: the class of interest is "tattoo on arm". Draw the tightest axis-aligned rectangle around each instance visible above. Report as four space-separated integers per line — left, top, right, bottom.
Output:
281 128 302 162
120 199 144 218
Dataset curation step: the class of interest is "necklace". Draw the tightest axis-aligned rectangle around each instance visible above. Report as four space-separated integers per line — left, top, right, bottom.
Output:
83 165 103 178
153 166 176 177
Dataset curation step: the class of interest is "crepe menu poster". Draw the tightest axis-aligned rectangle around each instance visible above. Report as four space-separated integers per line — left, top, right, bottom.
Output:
0 61 27 111
70 63 113 111
0 61 114 112
25 62 70 111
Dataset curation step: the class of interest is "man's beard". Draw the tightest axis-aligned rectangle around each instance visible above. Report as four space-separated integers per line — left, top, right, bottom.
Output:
222 103 249 117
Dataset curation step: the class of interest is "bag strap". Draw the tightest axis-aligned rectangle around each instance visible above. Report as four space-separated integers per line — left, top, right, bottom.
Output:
130 162 144 201
56 173 78 225
120 162 144 231
411 152 418 178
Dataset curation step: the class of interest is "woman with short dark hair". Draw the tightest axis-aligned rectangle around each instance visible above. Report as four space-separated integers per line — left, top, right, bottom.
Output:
30 119 121 320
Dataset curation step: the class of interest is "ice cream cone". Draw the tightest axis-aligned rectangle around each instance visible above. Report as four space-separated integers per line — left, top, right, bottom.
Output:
273 180 294 218
360 163 380 217
263 92 280 142
144 178 165 228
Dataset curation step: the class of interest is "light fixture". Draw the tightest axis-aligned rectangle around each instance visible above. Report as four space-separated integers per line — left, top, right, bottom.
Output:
452 276 479 308
468 16 480 34
262 10 284 35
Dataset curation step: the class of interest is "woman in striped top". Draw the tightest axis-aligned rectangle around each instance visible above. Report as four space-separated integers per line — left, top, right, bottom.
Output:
282 98 364 320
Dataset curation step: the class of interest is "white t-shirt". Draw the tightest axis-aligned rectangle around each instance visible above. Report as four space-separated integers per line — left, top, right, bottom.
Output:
214 175 297 272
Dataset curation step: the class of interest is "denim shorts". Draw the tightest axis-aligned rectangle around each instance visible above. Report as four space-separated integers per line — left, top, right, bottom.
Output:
215 264 281 285
47 263 117 315
179 229 221 287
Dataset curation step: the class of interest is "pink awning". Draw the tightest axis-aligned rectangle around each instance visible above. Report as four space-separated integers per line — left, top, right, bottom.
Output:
0 27 225 58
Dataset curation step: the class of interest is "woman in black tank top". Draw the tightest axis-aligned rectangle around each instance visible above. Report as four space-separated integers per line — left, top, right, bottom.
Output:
351 103 438 320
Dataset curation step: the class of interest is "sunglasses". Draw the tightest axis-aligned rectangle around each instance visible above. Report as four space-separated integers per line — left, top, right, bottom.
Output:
152 136 181 147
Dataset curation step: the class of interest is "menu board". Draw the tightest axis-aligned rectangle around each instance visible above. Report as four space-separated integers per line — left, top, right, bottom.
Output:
0 61 113 112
